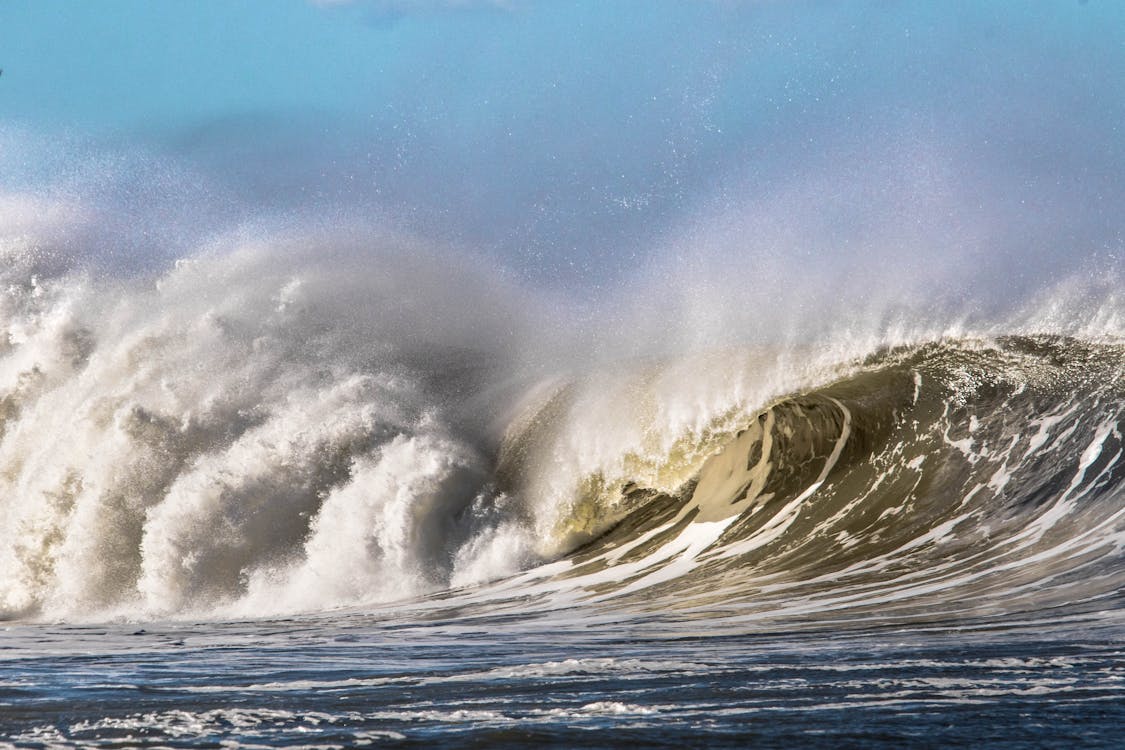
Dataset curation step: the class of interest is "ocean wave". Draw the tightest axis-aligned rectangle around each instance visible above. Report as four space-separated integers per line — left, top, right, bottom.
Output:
531 336 1124 628
1 189 1122 625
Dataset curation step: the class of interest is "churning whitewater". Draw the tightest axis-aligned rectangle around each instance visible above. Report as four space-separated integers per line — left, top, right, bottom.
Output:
1 216 1122 628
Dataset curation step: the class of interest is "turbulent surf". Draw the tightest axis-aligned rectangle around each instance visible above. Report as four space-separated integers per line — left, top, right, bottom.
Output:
2 231 1122 629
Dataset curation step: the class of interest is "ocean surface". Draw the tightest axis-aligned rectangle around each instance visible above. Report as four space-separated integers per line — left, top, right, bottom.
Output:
2 613 1124 747
2 1 1125 746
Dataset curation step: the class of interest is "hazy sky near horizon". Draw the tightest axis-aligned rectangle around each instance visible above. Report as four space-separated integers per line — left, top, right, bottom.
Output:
1 0 1122 287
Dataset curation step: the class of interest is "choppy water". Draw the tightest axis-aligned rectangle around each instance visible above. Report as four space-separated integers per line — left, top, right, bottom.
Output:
3 611 1124 748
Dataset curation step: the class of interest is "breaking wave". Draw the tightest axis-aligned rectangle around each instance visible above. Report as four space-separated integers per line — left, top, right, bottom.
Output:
508 335 1125 628
1 194 1122 628
0 215 540 619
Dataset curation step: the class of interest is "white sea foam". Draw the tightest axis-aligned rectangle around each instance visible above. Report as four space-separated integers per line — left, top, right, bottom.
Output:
0 205 549 620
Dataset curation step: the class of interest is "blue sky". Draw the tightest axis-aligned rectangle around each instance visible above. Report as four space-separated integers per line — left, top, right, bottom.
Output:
1 1 1122 285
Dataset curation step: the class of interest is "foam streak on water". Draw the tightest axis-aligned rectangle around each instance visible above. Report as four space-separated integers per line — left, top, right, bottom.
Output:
2 615 1124 748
